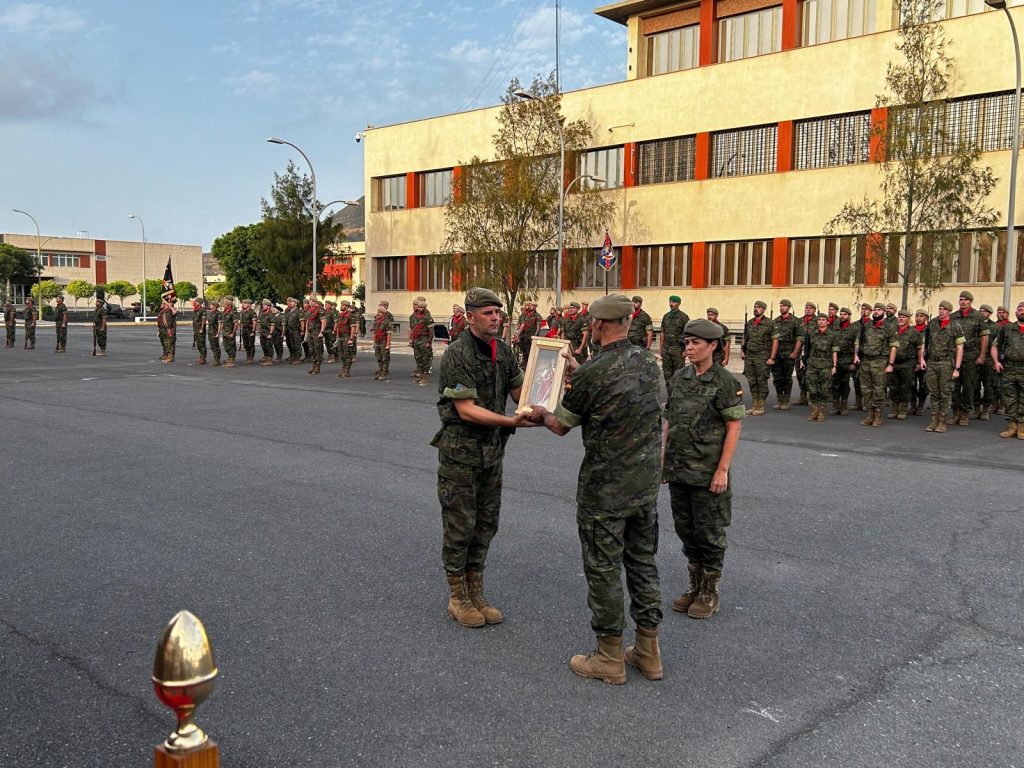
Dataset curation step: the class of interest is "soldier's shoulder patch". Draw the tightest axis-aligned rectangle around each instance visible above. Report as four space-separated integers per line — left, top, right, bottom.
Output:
453 383 466 391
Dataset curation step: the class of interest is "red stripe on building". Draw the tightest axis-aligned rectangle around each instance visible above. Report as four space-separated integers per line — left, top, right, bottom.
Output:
776 121 794 173
620 245 636 290
691 242 707 288
772 237 790 287
870 108 888 163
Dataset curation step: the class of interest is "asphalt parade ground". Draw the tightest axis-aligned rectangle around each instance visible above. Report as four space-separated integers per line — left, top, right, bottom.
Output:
1 325 1022 767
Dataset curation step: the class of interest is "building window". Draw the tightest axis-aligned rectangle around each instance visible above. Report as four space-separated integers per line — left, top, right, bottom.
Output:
374 256 407 291
522 251 558 291
801 0 875 46
578 249 622 289
637 135 696 185
712 124 778 177
790 236 864 285
635 244 692 287
646 24 700 75
45 252 82 268
373 175 407 211
416 255 452 291
794 112 871 169
578 146 625 189
419 169 453 208
885 230 1024 285
718 6 782 63
708 240 773 286
889 91 1024 158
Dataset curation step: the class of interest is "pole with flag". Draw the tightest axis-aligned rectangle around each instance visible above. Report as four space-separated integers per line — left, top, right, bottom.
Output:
161 257 176 305
597 230 616 296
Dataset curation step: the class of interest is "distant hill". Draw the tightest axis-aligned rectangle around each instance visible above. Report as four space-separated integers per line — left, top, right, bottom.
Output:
329 196 365 242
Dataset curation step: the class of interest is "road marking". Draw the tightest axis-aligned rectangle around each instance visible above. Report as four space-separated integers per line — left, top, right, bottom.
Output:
820 453 839 457
742 702 781 723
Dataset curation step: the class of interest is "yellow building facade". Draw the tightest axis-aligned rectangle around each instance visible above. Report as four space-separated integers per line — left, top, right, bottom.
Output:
363 0 1024 324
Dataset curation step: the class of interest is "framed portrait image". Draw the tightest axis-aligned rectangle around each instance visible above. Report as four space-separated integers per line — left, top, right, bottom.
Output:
516 337 572 414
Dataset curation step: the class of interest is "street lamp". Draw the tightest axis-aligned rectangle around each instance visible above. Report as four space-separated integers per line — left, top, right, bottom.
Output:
11 209 43 315
986 0 1021 309
318 199 362 221
128 214 148 321
267 137 319 297
513 90 567 307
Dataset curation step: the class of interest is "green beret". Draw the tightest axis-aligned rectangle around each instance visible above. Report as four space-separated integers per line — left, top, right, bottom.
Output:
897 309 911 317
286 296 297 303
464 287 502 309
805 301 817 310
959 290 974 301
828 302 840 311
939 299 954 310
241 298 252 304
590 294 633 320
569 301 580 309
998 305 1008 312
780 299 792 307
261 298 272 306
980 304 994 313
706 307 719 315
915 309 928 316
684 318 724 341
668 295 682 303
631 295 643 303
861 303 872 310
886 302 897 310
840 307 851 314
754 300 767 310
816 313 828 320
873 302 886 310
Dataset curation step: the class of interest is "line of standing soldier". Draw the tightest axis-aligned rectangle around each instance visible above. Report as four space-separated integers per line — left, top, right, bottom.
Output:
3 296 108 355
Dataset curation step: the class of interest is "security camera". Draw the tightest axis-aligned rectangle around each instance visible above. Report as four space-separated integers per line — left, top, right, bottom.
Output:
354 132 364 143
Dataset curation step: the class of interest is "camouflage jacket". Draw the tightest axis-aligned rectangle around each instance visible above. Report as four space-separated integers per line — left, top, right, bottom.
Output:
664 362 745 486
993 322 1024 363
449 313 467 342
982 318 999 365
221 307 238 337
925 317 965 362
711 319 730 365
306 310 326 338
742 315 771 355
158 307 176 330
3 305 14 326
335 309 356 339
431 331 524 468
372 312 392 344
802 328 838 364
518 309 541 337
23 307 36 327
285 307 301 331
93 307 105 329
560 314 587 345
258 310 275 334
770 313 801 354
627 309 653 346
409 310 434 347
556 339 662 511
323 309 339 334
954 307 988 355
192 308 207 333
54 304 68 327
660 308 690 347
833 321 859 359
857 319 895 359
892 326 923 363
239 308 257 334
206 309 220 337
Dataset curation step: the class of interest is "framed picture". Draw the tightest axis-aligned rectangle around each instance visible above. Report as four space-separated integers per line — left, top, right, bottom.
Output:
516 337 572 414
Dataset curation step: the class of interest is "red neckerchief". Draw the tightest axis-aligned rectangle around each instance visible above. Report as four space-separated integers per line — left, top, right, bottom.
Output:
897 325 908 335
840 320 850 330
1018 323 1024 334
803 315 814 325
940 317 950 329
489 338 497 363
997 319 1009 326
873 318 885 328
632 309 640 319
753 316 763 326
961 309 969 318
915 322 927 333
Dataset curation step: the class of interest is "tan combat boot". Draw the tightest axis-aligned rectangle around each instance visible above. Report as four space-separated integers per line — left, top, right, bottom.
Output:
797 392 808 406
381 364 390 381
1018 422 1024 440
806 405 818 422
224 356 235 368
624 625 663 681
342 364 352 378
887 404 900 419
925 413 939 432
831 399 842 415
840 399 849 416
934 414 948 433
465 571 503 624
671 564 701 613
570 636 626 685
896 403 908 420
446 574 485 628
871 408 882 427
688 568 721 620
946 409 959 425
979 405 990 421
860 408 874 426
957 409 969 427
816 404 826 422
1000 420 1018 438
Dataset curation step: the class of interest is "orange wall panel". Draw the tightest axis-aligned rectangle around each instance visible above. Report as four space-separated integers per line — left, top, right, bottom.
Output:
691 242 708 289
620 244 637 290
863 233 884 286
781 0 799 50
776 120 794 173
406 172 419 209
624 142 637 188
772 237 790 287
406 255 419 292
870 107 888 163
699 0 716 66
695 133 711 180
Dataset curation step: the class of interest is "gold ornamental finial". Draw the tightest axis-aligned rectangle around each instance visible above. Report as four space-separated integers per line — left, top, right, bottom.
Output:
152 610 218 754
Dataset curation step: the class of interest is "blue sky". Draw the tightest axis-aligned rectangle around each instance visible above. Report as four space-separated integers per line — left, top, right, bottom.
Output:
0 1 626 249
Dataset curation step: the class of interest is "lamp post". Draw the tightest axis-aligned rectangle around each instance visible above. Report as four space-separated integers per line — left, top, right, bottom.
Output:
986 0 1021 309
267 137 319 298
12 209 43 315
128 214 148 321
513 91 567 307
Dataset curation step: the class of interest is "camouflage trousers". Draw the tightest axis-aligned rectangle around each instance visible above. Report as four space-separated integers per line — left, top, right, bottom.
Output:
577 502 662 636
5 325 15 345
323 331 336 358
952 355 980 413
413 343 432 375
306 334 323 363
804 360 833 405
55 326 67 349
337 337 356 366
159 330 176 357
241 331 256 355
206 333 220 362
742 355 770 400
1000 363 1024 421
913 369 928 409
286 329 302 359
925 359 954 417
832 359 856 403
518 336 533 366
24 326 35 347
977 363 999 407
889 361 916 405
771 354 796 399
374 343 390 371
662 348 686 382
668 480 732 573
194 330 207 357
222 333 237 359
438 458 502 574
272 330 283 357
859 358 888 410
566 337 587 365
94 328 107 351
259 333 273 357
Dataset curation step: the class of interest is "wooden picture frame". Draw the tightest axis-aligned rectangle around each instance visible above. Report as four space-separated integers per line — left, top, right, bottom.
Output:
516 337 572 414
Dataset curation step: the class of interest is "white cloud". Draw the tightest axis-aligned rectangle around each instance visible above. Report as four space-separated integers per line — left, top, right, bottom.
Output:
224 69 280 96
0 3 86 35
0 48 96 121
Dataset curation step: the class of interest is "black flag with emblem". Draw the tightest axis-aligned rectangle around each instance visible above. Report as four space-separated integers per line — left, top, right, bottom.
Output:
161 258 176 303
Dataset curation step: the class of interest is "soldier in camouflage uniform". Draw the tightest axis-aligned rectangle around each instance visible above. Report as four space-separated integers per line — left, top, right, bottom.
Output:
850 303 872 409
922 299 964 433
448 304 467 344
830 307 858 415
795 302 817 405
992 300 1024 439
334 299 358 378
706 307 731 367
23 298 36 350
371 301 393 381
191 298 207 364
513 301 541 364
272 304 285 361
305 299 327 375
322 300 339 364
660 295 689 382
534 294 664 685
409 297 434 385
238 298 258 365
855 303 896 427
157 298 176 363
93 298 108 355
976 304 998 420
4 298 16 347
664 318 744 624
741 300 771 415
221 297 239 367
431 287 531 629
910 310 930 415
299 298 311 362
53 296 68 352
258 299 276 365
993 305 1011 414
559 301 589 364
627 295 653 349
283 297 302 363
767 299 801 409
800 313 838 422
205 299 221 366
887 309 924 420
949 290 989 426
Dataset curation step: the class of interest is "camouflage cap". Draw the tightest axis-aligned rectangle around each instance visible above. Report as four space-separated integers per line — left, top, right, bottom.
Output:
706 307 719 315
262 298 272 306
569 301 580 309
897 309 911 317
464 287 502 309
684 318 724 340
980 304 994 314
886 302 898 310
959 290 974 301
631 295 643 303
589 294 633 320
816 313 829 320
861 303 872 310
998 305 1008 313
754 300 767 310
222 296 234 304
915 309 928 317
805 301 817 310
828 302 840 311
286 296 297 303
873 302 886 310
452 304 464 312
1017 300 1024 308
780 299 792 307
938 299 954 310
413 297 427 308
241 298 252 304
339 299 351 306
840 307 852 314
669 295 682 303
325 300 335 306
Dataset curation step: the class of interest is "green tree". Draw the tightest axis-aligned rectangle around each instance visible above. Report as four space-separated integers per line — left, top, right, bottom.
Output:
0 243 40 298
211 223 275 302
105 280 135 304
205 282 231 302
352 282 365 303
440 73 616 318
137 279 165 313
825 0 998 308
31 280 64 305
253 160 343 299
175 281 198 307
66 279 95 308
